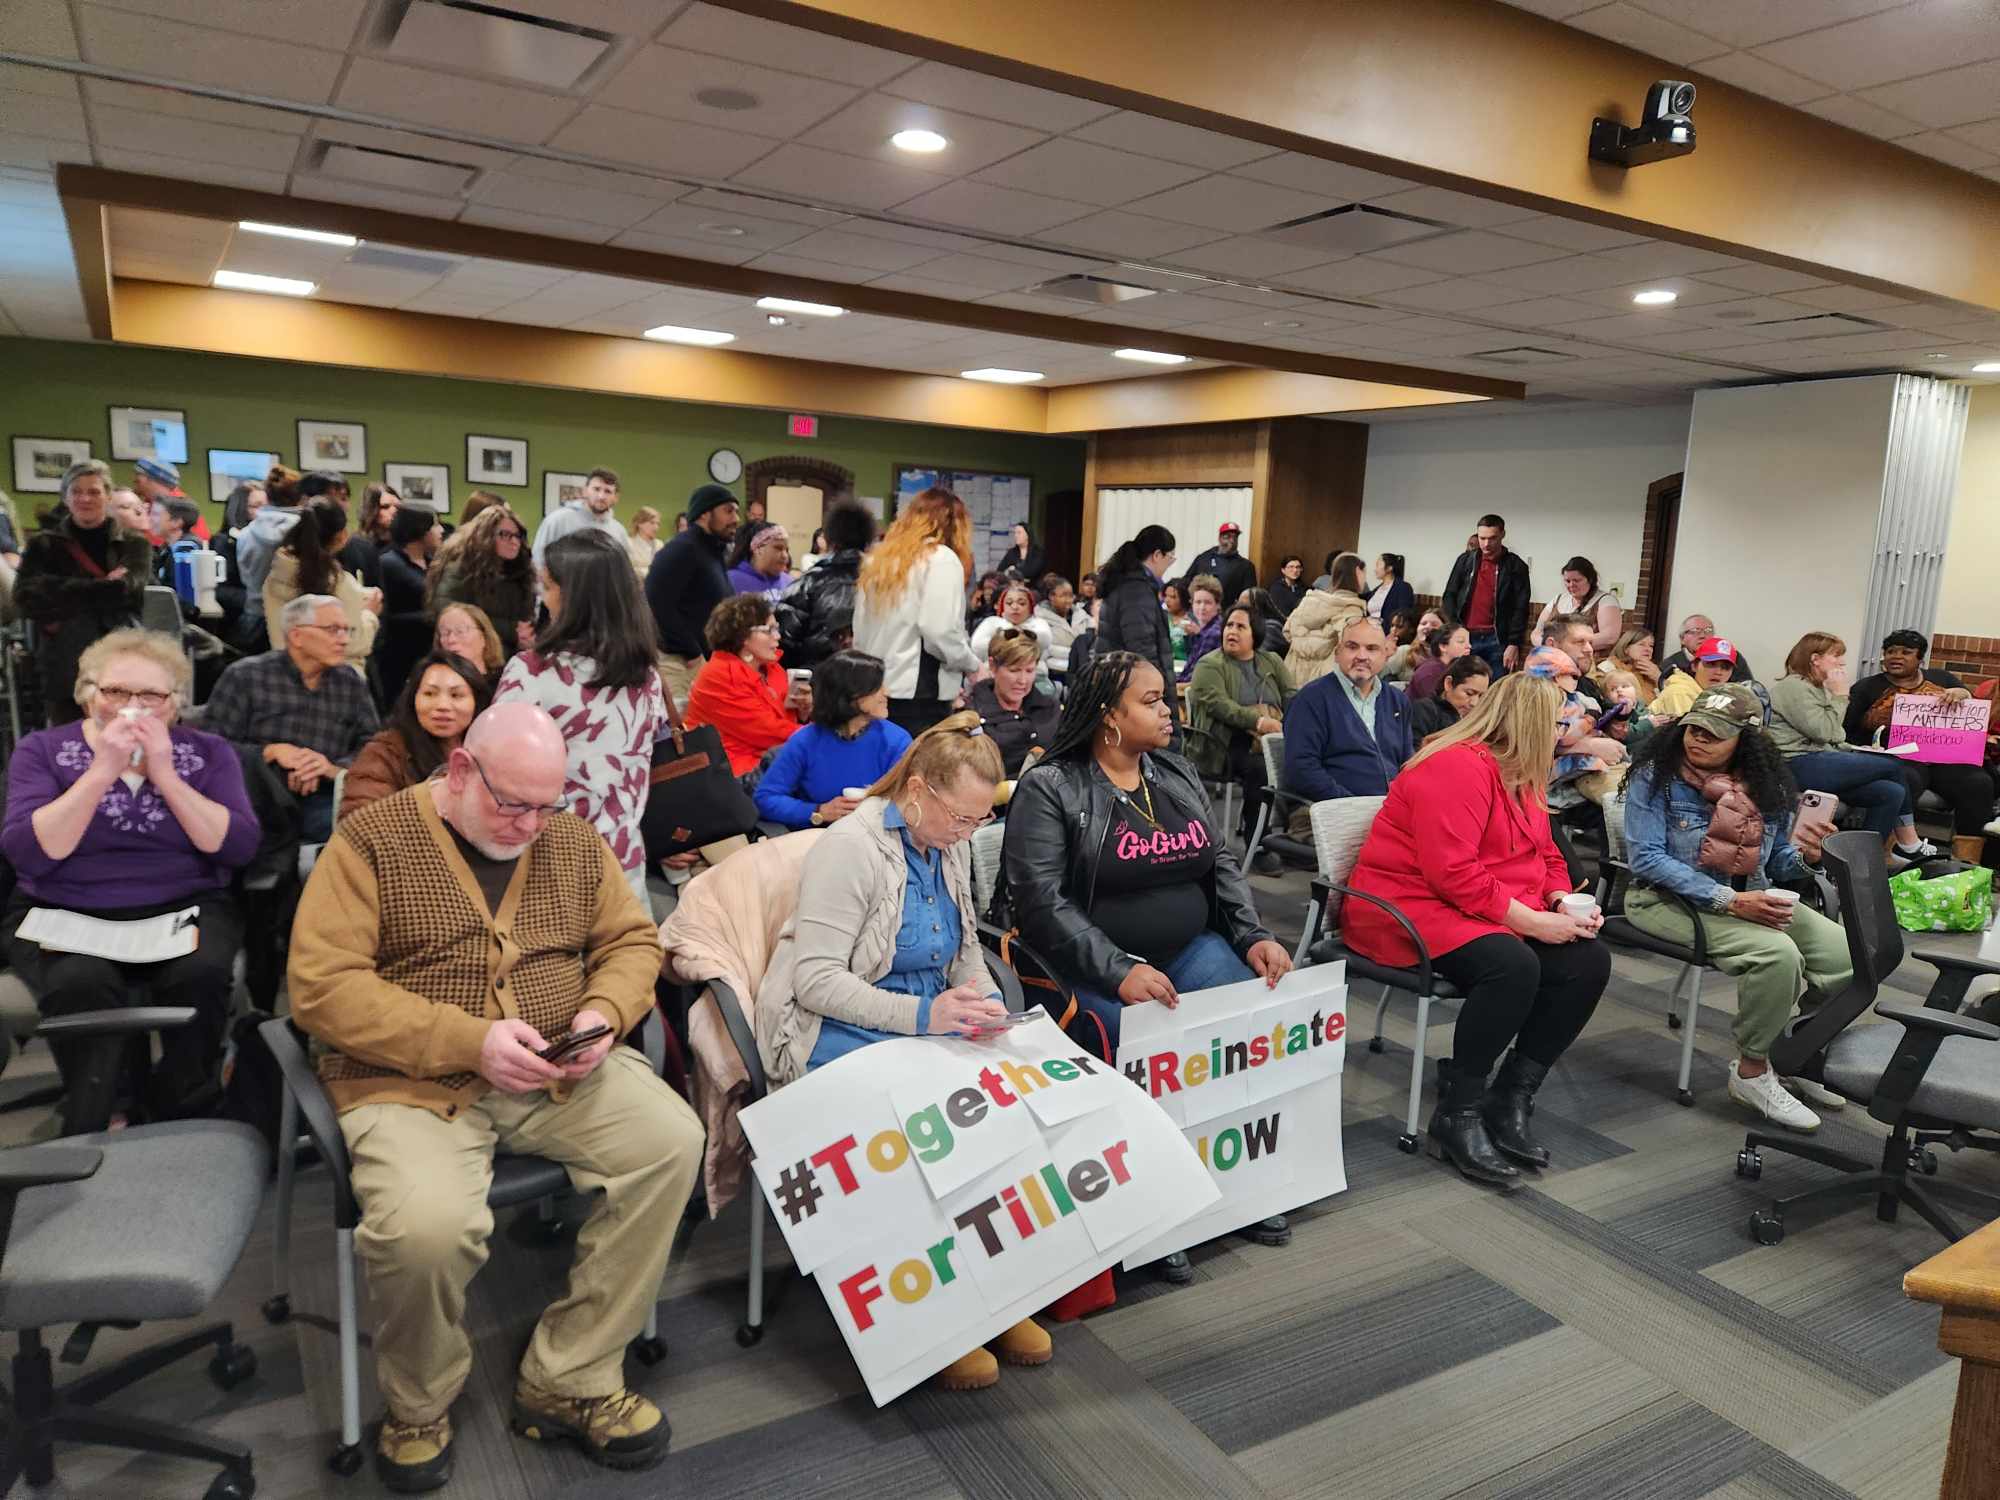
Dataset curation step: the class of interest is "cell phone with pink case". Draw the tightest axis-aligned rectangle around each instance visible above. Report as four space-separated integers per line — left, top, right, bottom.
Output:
1795 790 1839 841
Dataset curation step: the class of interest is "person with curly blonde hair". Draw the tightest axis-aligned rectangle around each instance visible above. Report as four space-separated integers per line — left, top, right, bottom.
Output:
851 487 981 734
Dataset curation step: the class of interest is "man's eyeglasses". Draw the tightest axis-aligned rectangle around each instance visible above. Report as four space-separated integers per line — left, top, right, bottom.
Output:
93 684 172 710
468 753 567 818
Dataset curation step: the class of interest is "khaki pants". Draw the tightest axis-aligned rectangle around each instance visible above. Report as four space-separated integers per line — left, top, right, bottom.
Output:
340 1048 703 1423
657 652 699 710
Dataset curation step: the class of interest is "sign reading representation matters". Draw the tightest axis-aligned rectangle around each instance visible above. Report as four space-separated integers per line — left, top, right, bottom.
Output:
737 1014 1219 1405
1892 693 1993 766
1114 967 1349 1266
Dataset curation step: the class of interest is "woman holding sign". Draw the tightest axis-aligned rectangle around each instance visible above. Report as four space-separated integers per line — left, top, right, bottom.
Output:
1844 629 1995 866
758 712 1054 1391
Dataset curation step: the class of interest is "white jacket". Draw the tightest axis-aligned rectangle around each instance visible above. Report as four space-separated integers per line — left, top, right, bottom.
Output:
851 543 981 701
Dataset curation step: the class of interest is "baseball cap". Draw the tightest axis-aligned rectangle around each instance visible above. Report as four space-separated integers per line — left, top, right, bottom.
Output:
1695 635 1738 664
134 456 182 491
1218 521 1241 536
1682 682 1762 740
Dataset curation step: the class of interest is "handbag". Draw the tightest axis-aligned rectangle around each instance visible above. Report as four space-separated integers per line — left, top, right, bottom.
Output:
639 686 759 859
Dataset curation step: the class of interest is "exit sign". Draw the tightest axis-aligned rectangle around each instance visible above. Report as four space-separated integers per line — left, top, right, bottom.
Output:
788 413 819 439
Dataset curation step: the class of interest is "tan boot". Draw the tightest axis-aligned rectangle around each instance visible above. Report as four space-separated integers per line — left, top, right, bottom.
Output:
931 1345 1000 1390
990 1318 1053 1367
375 1412 453 1493
511 1380 666 1471
1954 835 1987 866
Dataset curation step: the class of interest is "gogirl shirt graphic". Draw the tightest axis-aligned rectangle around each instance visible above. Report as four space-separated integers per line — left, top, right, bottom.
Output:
1091 781 1218 967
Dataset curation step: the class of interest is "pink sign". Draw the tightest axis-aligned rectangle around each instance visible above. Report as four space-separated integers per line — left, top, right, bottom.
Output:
1890 694 1992 765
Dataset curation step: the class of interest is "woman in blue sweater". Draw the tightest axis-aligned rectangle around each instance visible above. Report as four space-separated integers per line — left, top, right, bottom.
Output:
754 650 913 829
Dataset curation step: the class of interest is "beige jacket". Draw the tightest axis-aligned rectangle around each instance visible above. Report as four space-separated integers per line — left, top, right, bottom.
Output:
263 548 379 669
756 797 997 1086
1284 586 1367 687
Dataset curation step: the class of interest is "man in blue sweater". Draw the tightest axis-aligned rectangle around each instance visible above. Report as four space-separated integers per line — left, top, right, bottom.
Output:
1284 616 1413 805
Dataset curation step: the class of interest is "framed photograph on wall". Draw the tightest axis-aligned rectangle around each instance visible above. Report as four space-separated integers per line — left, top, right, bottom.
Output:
207 448 281 505
11 436 93 493
542 470 588 517
297 419 368 474
467 435 527 486
108 406 188 464
383 462 450 512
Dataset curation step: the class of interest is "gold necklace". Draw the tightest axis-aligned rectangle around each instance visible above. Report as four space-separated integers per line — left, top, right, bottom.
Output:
1123 777 1161 830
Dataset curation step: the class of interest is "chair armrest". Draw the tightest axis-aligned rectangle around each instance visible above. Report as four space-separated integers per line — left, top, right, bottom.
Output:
979 935 1028 1016
707 977 766 1100
1913 950 2000 982
257 1018 356 1225
635 1009 666 1074
1875 1001 2000 1042
1910 949 2000 1013
35 1006 197 1040
1326 881 1436 997
1607 859 1709 967
0 1145 103 1191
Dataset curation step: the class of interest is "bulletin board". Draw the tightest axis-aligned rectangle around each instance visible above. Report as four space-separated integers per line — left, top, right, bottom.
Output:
893 464 1033 580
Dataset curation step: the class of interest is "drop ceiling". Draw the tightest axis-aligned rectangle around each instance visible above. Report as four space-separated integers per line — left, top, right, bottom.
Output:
0 0 1996 406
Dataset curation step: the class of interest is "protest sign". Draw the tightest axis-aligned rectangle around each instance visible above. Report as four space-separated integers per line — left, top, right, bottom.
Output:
1891 693 1991 766
737 1014 1218 1405
1115 966 1348 1266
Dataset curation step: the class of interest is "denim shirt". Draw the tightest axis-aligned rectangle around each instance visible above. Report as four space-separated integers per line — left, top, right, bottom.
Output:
1623 768 1809 913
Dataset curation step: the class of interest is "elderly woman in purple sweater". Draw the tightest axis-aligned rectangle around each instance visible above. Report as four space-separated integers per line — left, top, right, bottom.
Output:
1 628 260 1128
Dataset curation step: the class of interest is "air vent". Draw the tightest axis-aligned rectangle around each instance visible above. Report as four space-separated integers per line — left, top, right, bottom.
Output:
385 0 613 90
314 143 476 196
1745 312 1890 339
1470 346 1577 365
1022 274 1157 305
350 246 460 277
1257 204 1446 254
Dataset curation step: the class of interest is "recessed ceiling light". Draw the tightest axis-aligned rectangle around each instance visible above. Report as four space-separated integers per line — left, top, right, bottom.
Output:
756 296 843 318
643 324 735 346
1114 348 1190 364
891 128 949 154
699 222 747 237
1975 361 2000 373
1632 289 1678 306
961 367 1044 384
237 221 356 248
212 269 316 296
1262 319 1303 329
766 314 787 327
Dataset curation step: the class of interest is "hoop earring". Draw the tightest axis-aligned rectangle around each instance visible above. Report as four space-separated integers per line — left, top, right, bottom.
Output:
1103 721 1122 748
903 798 923 830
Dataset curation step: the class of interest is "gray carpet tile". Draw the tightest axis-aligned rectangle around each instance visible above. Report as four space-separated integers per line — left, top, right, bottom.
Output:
641 1394 957 1500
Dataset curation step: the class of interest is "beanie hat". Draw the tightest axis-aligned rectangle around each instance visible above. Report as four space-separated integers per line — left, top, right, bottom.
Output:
686 484 737 523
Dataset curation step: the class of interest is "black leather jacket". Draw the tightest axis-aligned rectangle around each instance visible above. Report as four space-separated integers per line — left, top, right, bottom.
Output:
999 749 1274 994
774 547 861 669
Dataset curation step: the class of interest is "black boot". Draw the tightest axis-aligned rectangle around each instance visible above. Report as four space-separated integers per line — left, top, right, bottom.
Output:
1426 1058 1520 1189
1482 1052 1551 1169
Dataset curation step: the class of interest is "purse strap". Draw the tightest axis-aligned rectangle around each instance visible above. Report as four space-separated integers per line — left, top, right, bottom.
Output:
658 666 688 754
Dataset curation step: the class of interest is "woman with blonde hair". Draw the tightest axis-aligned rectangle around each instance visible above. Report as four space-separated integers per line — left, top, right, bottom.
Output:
627 505 663 580
1597 625 1661 705
850 486 982 735
1283 551 1367 687
1342 673 1610 1188
428 501 536 658
433 600 506 676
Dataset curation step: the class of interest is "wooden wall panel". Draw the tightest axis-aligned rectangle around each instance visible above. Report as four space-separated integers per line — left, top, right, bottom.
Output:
1253 418 1369 583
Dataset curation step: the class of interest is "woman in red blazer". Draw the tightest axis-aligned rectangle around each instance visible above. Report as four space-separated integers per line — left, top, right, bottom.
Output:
1343 672 1610 1189
685 593 805 775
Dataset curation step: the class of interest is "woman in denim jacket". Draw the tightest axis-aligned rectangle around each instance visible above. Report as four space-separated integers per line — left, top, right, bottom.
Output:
1623 682 1851 1134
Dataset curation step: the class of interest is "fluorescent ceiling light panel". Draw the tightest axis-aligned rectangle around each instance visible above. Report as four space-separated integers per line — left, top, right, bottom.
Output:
643 324 736 346
891 129 949 153
213 269 316 296
1975 361 2000 373
961 367 1044 383
756 297 844 317
1113 348 1189 364
1631 289 1678 306
238 221 357 248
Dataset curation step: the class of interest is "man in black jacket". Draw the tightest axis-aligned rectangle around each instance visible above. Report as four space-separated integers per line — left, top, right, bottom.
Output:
775 496 873 669
645 483 737 705
1185 522 1257 611
1442 513 1531 677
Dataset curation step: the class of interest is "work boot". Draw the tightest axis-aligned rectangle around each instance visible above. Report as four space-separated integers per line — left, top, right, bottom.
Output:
990 1318 1052 1367
932 1345 1000 1390
1482 1052 1552 1169
375 1412 453 1493
1426 1058 1521 1189
511 1380 667 1470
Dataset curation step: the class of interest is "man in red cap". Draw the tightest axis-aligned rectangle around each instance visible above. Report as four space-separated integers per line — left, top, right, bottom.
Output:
1185 521 1256 610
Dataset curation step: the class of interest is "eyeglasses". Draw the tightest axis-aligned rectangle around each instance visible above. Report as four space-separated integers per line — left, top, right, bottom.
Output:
468 753 567 818
94 684 172 710
747 622 781 637
494 528 524 542
917 776 994 832
300 622 353 639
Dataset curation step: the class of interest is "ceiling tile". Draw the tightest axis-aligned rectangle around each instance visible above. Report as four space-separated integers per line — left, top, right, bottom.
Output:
338 59 576 146
82 0 364 51
1120 175 1333 232
970 137 1208 208
1166 235 1344 278
593 44 860 137
889 252 1043 291
796 93 1046 175
1502 0 1608 18
85 78 307 135
314 264 449 307
549 105 779 176
1751 3 2000 90
495 0 686 36
1693 49 1834 105
739 249 878 285
0 0 78 55
1589 241 1741 277
1570 275 1748 311
1622 0 1906 51
1379 278 1532 314
78 4 343 103
1370 230 1567 274
92 109 299 172
597 230 759 264
457 205 621 243
0 132 87 172
1067 110 1279 169
1480 253 1653 293
293 177 466 218
98 147 290 193
730 142 949 210
770 227 943 271
1032 209 1229 257
658 3 915 88
881 61 1117 131
1494 214 1648 252
676 187 850 226
308 120 519 172
0 69 84 142
1781 284 1915 312
1229 152 1417 199
1365 185 1543 229
1797 92 1923 138
469 169 662 228
1693 263 1834 294
1480 295 1617 325
891 179 1093 234
867 271 1007 302
1858 59 2000 129
1564 3 1732 65
623 200 821 252
1893 131 2000 171
490 158 687 201
1281 257 1446 297
1949 119 2000 155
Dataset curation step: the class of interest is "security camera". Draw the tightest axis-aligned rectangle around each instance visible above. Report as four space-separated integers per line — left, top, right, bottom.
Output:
1590 80 1697 168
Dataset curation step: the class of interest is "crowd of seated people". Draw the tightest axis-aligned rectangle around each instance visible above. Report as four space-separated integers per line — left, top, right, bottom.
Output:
341 650 492 822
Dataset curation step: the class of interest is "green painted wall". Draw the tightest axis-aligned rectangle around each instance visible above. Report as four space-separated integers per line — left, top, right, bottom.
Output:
0 338 1085 533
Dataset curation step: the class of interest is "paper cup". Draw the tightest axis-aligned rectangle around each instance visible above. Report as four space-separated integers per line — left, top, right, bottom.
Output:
842 787 868 800
1559 893 1598 923
1767 888 1799 916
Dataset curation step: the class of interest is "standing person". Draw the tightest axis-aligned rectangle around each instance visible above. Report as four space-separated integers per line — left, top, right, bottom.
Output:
1532 556 1621 653
1845 629 1997 865
1283 616 1414 804
341 483 398 589
726 521 793 600
1091 523 1182 723
15 460 150 724
1599 626 1661 705
1266 555 1309 620
531 467 626 569
625 506 663 582
495 532 667 906
376 503 444 703
262 496 381 673
1411 655 1491 743
1407 619 1473 702
1341 673 1611 1186
1443 513 1531 676
682 595 806 776
775 497 873 670
850 487 983 737
212 480 266 645
1187 601 1295 869
998 521 1044 583
1282 552 1366 689
460 490 503 526
1767 631 1935 864
1366 552 1415 627
1184 521 1256 608
752 650 909 831
429 505 536 660
1624 684 1851 1131
1661 613 1756 683
1178 574 1226 681
646 484 738 708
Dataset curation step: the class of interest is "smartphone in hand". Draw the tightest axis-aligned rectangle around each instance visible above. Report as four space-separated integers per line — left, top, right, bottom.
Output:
538 1024 613 1063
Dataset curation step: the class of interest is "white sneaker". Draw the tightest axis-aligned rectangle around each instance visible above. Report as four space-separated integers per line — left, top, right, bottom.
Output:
1729 1061 1821 1132
1985 816 2000 839
1898 836 1943 859
1780 1074 1845 1110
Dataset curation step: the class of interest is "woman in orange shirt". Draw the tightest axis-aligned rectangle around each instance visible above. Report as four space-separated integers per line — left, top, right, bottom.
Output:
685 594 808 775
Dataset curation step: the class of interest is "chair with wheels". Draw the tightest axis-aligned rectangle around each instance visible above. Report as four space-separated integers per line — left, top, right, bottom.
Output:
1595 797 1713 1107
0 1007 268 1500
1736 829 2000 1247
260 1012 670 1476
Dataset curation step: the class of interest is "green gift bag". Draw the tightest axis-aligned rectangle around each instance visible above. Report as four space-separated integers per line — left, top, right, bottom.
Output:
1887 865 1995 933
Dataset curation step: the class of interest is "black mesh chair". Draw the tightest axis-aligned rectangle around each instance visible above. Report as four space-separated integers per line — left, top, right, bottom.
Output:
1736 829 2000 1246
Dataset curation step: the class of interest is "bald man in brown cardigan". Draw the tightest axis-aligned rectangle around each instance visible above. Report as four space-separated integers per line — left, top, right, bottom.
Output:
289 702 700 1493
